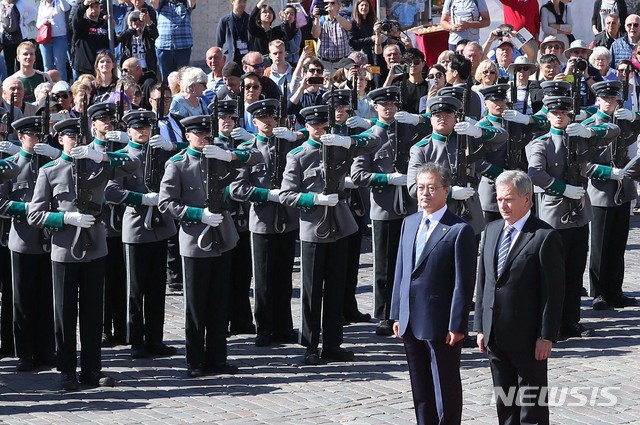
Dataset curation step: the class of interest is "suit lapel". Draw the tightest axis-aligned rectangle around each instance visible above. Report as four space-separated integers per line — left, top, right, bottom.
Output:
412 212 452 273
487 220 503 280
497 216 536 282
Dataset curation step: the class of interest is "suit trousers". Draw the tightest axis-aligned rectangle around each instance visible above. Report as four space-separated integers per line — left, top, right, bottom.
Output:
403 326 463 425
299 238 348 349
488 333 550 425
11 251 54 363
589 203 630 301
252 230 296 337
344 213 366 317
125 241 169 348
0 245 13 354
183 253 231 368
104 236 127 341
372 218 403 320
52 257 106 374
557 225 588 327
228 230 254 332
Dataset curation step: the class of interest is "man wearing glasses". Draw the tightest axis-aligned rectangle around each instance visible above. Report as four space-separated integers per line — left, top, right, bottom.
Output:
288 59 326 127
311 0 352 72
540 35 565 62
611 14 640 67
241 51 280 100
51 82 73 116
594 13 624 50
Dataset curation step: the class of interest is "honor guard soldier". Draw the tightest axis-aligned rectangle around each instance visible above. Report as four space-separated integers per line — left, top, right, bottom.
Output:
476 84 519 222
212 99 256 336
27 118 138 391
526 96 620 340
0 116 54 371
406 95 507 239
280 105 379 365
579 81 639 310
351 86 418 337
158 115 259 378
104 110 178 359
323 89 373 324
229 98 300 347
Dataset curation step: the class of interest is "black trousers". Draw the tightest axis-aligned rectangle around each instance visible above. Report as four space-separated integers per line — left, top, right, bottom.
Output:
558 225 588 327
183 253 231 368
166 228 182 285
0 245 13 354
228 230 254 331
252 230 296 337
488 334 550 425
372 218 403 320
403 327 463 425
125 241 168 348
344 214 366 317
104 236 126 341
52 257 105 374
589 203 630 301
11 251 54 362
299 238 348 349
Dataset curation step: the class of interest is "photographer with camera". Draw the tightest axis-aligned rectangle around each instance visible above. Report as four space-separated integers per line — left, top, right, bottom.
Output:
563 40 602 106
311 0 352 72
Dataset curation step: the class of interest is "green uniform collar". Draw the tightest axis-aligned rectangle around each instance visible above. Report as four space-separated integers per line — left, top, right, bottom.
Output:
127 141 143 150
19 149 33 160
186 147 202 158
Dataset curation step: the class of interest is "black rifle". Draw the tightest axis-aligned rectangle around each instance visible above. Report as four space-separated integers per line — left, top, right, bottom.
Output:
504 81 523 170
72 94 101 260
612 68 631 205
229 82 249 229
0 93 15 246
143 85 165 230
392 67 411 216
115 80 126 133
562 71 588 224
347 75 365 217
272 79 290 233
37 93 52 171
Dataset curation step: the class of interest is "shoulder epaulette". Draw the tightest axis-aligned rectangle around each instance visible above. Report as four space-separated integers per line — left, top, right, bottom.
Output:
41 159 57 169
170 154 185 162
289 146 304 155
6 154 17 162
415 138 431 147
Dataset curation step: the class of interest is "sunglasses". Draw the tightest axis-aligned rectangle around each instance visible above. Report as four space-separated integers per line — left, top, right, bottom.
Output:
627 22 640 28
53 93 69 99
131 17 140 22
427 72 443 79
409 58 423 65
546 44 563 49
617 67 631 72
482 70 497 75
249 63 265 69
308 68 323 74
122 68 130 73
245 84 261 90
515 66 531 72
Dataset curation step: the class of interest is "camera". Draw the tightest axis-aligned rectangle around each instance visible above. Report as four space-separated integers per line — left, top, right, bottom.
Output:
496 30 509 37
380 19 395 32
315 1 329 15
574 58 588 72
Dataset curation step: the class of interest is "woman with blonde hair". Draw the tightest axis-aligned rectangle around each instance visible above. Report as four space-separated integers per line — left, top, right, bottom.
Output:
437 50 455 67
473 59 498 92
93 51 119 101
169 67 209 119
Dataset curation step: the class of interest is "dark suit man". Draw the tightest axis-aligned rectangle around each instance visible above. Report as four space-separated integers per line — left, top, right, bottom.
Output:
391 162 476 425
475 170 565 425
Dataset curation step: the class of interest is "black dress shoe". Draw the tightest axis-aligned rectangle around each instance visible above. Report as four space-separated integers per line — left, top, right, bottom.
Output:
272 329 298 344
560 323 596 339
345 311 372 323
187 365 204 378
375 320 394 336
255 334 272 347
33 355 56 368
147 343 177 357
79 371 115 387
321 347 355 362
168 282 183 292
101 333 116 347
60 372 79 391
304 348 321 365
608 295 638 308
592 296 609 310
130 345 148 359
16 358 33 372
580 287 589 297
230 323 256 335
207 362 239 375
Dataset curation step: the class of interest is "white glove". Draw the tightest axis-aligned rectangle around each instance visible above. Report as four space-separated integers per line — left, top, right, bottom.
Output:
267 189 281 202
464 116 478 126
320 134 352 148
0 141 19 155
610 168 625 181
343 176 357 189
502 110 530 125
203 145 233 162
231 127 254 141
394 111 420 125
387 172 407 186
105 130 129 144
149 134 174 151
70 145 104 163
346 116 372 129
141 192 159 206
63 211 95 228
451 185 475 200
454 121 483 138
314 193 339 206
34 143 61 159
201 210 224 227
566 123 593 138
575 110 589 122
563 184 585 200
614 108 636 122
273 127 298 141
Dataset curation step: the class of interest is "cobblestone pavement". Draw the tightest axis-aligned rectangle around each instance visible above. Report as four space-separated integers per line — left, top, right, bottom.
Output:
1 219 640 424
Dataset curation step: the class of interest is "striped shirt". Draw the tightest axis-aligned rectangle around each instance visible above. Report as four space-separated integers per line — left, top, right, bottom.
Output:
155 1 193 51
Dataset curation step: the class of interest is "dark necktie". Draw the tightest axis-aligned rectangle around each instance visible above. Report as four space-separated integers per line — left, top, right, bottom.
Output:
414 217 430 264
497 225 514 277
